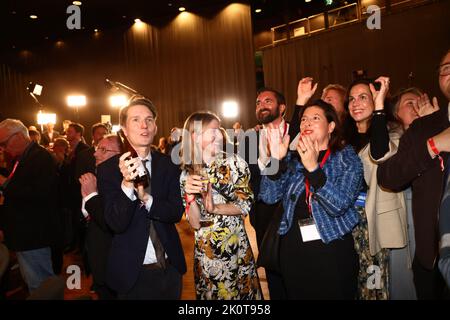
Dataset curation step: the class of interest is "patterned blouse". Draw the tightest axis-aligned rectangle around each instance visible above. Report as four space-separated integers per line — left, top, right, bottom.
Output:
180 152 261 300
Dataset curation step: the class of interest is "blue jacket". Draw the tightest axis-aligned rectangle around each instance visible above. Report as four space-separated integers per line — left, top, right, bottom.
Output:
259 145 363 243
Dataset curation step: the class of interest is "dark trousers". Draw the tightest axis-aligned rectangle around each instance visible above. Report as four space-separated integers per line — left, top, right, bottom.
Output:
251 201 285 299
250 202 280 248
95 283 116 300
412 255 446 299
266 270 287 300
118 264 182 300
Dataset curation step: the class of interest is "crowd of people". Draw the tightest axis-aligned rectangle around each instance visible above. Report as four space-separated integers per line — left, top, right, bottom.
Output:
0 49 449 300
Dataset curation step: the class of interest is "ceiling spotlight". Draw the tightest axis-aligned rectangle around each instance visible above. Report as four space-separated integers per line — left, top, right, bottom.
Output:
37 112 56 126
134 18 142 23
255 8 262 13
109 95 128 108
72 1 82 5
222 101 239 118
30 15 38 19
67 95 87 107
179 7 186 12
111 125 121 133
305 0 311 2
27 82 43 96
94 29 99 33
168 3 173 6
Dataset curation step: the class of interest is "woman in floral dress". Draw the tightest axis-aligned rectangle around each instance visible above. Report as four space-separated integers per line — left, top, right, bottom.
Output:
180 111 262 300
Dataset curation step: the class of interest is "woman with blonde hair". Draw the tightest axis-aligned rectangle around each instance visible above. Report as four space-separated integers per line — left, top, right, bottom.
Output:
179 111 261 300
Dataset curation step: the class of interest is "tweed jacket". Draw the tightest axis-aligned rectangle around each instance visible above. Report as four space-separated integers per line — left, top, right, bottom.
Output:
259 145 363 243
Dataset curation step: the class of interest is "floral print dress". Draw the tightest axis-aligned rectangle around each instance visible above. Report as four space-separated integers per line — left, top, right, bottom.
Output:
180 153 262 300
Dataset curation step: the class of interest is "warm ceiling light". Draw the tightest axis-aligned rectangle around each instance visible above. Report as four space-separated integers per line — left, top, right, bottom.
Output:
37 112 56 125
30 15 38 19
111 125 121 133
305 0 311 2
134 18 142 23
72 1 82 5
67 95 87 107
222 101 239 118
94 29 99 33
28 82 43 96
255 8 262 13
178 7 186 12
109 95 128 108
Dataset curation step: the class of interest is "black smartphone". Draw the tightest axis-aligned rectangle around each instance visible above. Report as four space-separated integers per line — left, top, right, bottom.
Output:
368 78 381 91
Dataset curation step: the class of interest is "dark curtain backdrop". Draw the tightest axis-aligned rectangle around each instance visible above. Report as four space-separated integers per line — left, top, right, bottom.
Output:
0 3 256 141
262 0 450 121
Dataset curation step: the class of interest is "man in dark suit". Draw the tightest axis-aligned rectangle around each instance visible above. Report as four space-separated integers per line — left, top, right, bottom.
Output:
0 119 59 292
97 96 186 299
66 123 90 253
438 49 450 288
75 123 109 179
79 135 122 300
377 50 450 299
241 87 290 300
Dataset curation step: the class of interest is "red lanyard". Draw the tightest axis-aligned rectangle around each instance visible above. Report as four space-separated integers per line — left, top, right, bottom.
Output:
1 161 19 190
305 149 331 215
282 121 288 138
8 161 19 180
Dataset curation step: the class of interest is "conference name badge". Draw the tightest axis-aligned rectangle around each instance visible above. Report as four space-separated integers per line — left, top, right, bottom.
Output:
298 217 321 242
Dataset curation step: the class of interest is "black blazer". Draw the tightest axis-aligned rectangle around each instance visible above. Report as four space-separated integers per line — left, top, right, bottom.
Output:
67 141 90 212
97 151 186 294
377 107 450 270
1 142 59 251
85 192 113 286
75 146 96 179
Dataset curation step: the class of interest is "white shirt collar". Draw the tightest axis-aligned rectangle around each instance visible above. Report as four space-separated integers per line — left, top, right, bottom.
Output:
139 152 152 162
447 102 450 122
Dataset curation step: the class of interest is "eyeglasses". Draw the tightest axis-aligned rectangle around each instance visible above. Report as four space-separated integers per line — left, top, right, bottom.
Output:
438 62 450 76
95 146 120 154
0 132 18 148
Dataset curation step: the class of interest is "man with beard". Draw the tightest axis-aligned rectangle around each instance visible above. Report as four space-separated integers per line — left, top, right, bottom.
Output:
243 87 288 299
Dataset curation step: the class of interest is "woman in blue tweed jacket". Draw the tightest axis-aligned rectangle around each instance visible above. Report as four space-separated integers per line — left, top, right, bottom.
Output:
259 99 363 299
